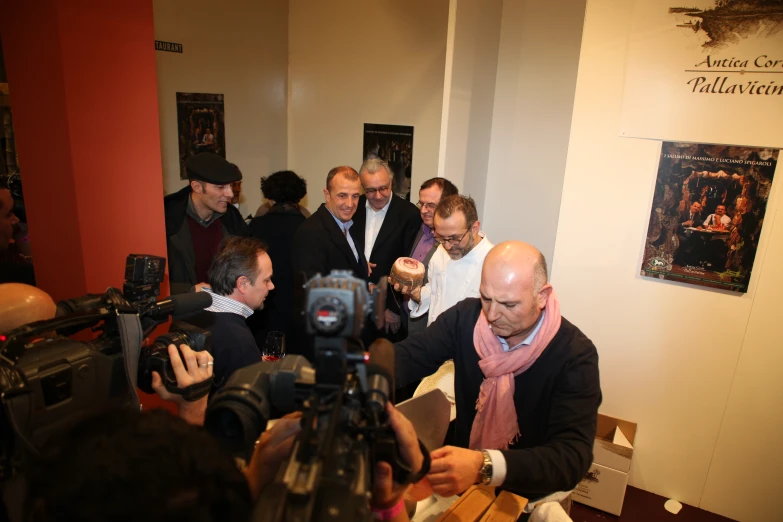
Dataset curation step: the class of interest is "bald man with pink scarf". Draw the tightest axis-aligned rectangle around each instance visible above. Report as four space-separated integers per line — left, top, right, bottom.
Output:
394 241 601 504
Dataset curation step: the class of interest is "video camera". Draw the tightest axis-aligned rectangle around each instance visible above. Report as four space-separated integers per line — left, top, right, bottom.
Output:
0 254 213 481
205 270 430 522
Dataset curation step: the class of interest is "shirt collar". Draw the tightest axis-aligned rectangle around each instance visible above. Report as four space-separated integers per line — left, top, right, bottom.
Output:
421 223 434 237
498 310 546 352
365 197 392 215
202 288 254 318
326 207 353 231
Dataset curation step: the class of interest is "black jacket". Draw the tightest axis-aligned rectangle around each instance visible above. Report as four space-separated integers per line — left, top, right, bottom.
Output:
291 204 369 282
247 205 307 343
395 299 602 501
164 185 249 294
352 195 421 314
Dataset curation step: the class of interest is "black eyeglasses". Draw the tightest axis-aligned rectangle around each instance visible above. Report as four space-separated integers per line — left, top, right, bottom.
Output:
434 228 470 247
416 201 437 211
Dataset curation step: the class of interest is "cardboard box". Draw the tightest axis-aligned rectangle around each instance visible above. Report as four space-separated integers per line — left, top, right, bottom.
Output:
593 413 636 473
479 491 528 522
572 462 630 516
572 413 637 516
436 486 495 522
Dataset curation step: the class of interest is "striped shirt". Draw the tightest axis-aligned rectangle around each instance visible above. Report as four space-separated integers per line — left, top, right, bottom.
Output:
202 288 254 319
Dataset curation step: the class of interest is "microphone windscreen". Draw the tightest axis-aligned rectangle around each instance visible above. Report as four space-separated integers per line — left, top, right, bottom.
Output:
171 292 212 316
367 338 395 389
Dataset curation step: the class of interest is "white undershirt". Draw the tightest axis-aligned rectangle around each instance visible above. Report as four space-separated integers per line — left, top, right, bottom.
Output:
364 198 392 262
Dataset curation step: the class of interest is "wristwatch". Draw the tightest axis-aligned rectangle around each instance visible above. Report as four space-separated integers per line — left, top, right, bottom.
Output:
478 450 493 485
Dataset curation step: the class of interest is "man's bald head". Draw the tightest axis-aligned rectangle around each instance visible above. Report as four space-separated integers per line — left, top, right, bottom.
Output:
483 241 548 294
0 283 57 333
479 241 551 342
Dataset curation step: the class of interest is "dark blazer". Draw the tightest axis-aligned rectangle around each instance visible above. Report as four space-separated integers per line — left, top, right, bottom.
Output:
352 195 421 313
291 204 369 282
679 208 702 229
164 185 249 294
247 204 307 344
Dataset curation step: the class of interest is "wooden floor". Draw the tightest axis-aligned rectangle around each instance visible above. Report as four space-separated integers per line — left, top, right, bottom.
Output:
570 486 737 522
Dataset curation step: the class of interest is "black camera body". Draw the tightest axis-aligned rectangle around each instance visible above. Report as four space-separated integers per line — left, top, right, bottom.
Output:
0 255 213 481
205 270 428 522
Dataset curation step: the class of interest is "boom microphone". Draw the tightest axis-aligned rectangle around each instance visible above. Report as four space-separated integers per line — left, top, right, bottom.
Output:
142 292 213 320
366 339 395 417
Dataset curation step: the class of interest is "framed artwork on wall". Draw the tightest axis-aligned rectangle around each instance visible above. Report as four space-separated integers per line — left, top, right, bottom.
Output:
176 92 226 179
641 141 778 292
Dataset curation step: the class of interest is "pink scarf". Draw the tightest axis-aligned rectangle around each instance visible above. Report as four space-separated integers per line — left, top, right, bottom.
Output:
469 290 562 450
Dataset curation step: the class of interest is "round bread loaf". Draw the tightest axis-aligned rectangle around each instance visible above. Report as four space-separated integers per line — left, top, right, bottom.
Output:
389 257 425 289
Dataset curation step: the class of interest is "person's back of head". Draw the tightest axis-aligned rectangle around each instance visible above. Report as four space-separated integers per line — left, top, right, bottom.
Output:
260 171 307 205
25 409 252 522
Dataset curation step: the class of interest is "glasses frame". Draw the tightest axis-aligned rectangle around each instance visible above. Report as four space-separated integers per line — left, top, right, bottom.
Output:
364 184 392 197
434 227 471 248
416 201 437 211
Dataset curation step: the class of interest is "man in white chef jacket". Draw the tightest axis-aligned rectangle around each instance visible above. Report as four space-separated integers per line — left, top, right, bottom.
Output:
397 194 493 325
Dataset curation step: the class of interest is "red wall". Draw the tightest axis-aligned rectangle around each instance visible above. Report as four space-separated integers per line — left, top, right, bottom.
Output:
1 0 173 411
0 0 168 301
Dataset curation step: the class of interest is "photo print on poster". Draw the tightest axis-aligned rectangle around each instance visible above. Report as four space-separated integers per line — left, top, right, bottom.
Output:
641 141 779 293
363 123 414 201
176 93 226 179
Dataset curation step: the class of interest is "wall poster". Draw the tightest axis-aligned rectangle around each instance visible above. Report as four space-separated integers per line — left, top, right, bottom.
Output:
641 141 778 292
620 1 783 148
363 123 414 201
176 92 226 179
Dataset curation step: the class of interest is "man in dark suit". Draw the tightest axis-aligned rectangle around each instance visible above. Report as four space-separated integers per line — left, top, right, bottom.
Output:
292 166 368 282
352 158 421 339
674 200 703 266
290 166 367 359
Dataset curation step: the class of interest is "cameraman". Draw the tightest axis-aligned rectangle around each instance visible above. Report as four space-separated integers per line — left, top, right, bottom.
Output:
24 347 424 522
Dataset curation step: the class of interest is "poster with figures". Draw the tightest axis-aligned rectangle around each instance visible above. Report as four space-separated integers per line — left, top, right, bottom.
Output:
176 92 226 179
640 141 778 292
620 1 783 148
363 123 414 201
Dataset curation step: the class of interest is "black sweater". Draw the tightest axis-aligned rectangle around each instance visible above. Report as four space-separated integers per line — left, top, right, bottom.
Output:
181 310 261 391
394 298 601 500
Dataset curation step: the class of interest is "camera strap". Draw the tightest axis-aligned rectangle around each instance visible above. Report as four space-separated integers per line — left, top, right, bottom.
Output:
116 310 144 410
173 378 213 402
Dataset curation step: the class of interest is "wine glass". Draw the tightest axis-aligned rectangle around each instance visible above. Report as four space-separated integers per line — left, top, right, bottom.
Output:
262 331 286 362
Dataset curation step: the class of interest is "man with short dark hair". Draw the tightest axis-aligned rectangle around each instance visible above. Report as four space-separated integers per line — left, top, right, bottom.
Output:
164 152 249 294
405 177 459 335
291 166 369 282
352 158 421 338
397 195 493 325
183 236 274 392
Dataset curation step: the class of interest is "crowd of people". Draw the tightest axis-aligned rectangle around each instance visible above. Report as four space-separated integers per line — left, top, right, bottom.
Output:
0 151 603 521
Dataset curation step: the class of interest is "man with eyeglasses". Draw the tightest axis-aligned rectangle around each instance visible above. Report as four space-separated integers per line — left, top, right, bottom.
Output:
406 177 459 336
396 194 493 326
352 157 421 340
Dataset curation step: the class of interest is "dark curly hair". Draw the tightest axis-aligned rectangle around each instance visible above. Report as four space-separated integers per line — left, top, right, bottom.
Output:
260 170 307 204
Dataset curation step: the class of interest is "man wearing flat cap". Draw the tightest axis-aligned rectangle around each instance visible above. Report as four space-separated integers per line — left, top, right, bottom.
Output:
164 153 250 294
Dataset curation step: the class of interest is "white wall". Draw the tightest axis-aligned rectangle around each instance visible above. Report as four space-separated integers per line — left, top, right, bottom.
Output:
551 0 783 518
288 0 449 211
436 0 503 217
480 0 585 264
153 0 288 217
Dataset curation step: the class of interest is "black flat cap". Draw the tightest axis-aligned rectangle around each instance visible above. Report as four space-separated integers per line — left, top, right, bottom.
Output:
186 153 242 184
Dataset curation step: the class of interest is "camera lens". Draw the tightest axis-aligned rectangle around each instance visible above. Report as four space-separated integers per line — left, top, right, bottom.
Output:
205 389 269 459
